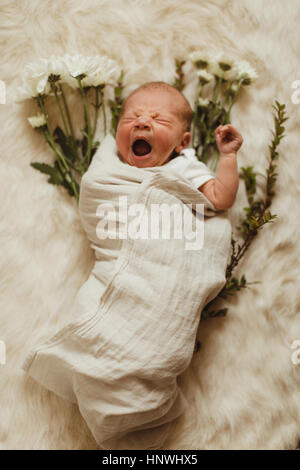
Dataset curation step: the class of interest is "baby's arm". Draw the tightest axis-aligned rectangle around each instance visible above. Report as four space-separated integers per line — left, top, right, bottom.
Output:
199 124 243 210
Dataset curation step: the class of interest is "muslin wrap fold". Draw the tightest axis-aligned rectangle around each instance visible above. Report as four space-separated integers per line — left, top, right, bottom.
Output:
22 134 232 449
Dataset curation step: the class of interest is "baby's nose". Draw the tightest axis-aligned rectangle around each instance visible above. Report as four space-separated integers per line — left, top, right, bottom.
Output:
134 116 151 130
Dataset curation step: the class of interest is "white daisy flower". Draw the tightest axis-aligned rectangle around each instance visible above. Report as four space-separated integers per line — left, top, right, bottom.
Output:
24 59 51 94
65 54 92 77
223 65 239 81
198 97 209 107
80 56 120 88
28 113 47 128
208 53 237 80
226 80 241 98
235 60 258 85
14 56 65 102
189 51 213 69
196 69 214 85
15 82 40 102
230 82 240 92
47 55 68 81
61 54 120 88
217 53 236 71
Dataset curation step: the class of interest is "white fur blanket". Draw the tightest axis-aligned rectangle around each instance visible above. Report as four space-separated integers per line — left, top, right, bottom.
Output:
1 0 300 450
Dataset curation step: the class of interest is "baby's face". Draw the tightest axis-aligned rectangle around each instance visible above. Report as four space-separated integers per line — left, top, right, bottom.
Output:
116 89 191 168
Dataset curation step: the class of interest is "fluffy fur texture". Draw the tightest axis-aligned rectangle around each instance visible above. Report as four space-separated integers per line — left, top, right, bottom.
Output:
0 0 300 450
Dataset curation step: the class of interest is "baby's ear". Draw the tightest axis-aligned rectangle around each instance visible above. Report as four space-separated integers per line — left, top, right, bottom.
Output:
175 132 191 153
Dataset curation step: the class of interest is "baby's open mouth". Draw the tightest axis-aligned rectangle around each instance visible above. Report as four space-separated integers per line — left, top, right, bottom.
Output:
132 139 152 157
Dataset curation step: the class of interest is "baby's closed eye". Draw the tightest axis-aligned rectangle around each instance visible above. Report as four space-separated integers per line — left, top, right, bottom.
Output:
154 118 172 126
121 116 135 123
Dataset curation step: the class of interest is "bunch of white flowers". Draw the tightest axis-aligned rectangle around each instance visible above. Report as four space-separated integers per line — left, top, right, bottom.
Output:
16 54 123 203
188 51 258 168
15 54 120 102
189 51 258 84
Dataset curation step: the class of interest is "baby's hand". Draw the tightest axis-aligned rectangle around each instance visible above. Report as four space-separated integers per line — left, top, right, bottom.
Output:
215 124 243 156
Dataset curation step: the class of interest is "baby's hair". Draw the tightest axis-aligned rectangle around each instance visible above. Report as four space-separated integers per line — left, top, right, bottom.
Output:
120 81 193 132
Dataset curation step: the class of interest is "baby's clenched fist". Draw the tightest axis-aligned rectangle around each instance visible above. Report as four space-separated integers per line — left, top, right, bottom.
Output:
215 124 243 156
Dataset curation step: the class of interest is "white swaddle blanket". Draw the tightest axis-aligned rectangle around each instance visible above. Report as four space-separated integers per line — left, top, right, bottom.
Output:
22 134 232 449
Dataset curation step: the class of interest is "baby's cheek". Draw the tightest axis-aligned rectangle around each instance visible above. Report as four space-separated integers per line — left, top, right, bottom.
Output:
161 140 177 156
115 127 126 151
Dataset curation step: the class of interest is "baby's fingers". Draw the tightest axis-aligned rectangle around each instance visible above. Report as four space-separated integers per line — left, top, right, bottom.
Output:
215 124 243 142
215 125 224 134
215 124 231 138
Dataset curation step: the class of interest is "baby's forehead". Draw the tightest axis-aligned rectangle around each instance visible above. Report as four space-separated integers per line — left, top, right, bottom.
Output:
124 89 182 115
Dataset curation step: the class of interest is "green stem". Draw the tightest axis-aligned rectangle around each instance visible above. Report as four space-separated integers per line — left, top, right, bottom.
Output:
201 143 210 164
77 79 92 165
212 76 219 101
100 89 107 137
40 102 68 171
92 86 100 140
198 112 205 149
225 79 243 123
223 80 233 106
58 83 81 166
192 106 197 148
225 102 233 124
50 83 69 136
212 75 224 103
41 128 65 175
37 95 79 201
59 83 76 139
192 82 202 148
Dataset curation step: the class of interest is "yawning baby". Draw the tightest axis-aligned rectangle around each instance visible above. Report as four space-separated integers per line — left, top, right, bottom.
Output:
116 81 243 210
23 81 243 450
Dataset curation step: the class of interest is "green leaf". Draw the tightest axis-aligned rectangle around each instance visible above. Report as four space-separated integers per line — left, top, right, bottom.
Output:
30 161 64 185
114 87 123 98
274 100 281 109
53 126 78 164
202 307 228 320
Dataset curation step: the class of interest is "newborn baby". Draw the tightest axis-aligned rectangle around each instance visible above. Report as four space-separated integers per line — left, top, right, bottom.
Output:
115 81 243 210
23 81 243 451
